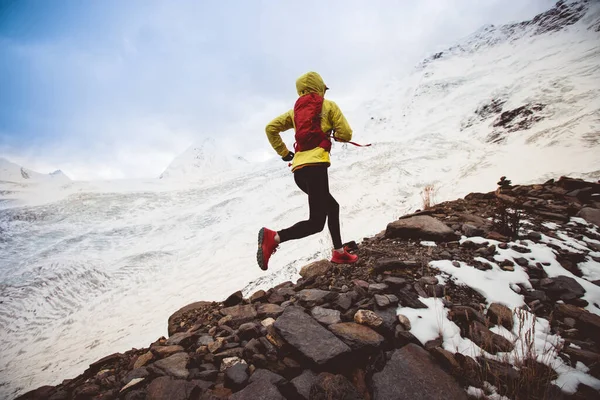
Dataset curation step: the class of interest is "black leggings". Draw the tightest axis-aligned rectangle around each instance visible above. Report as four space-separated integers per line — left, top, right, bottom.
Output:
278 166 343 249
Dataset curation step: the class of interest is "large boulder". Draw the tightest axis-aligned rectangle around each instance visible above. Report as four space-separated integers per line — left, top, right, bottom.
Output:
273 307 351 365
385 216 459 242
577 207 600 227
372 344 467 400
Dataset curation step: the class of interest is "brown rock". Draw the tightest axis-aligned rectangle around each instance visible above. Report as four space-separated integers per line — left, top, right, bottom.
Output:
430 347 460 372
220 304 258 328
486 231 509 242
133 351 153 369
257 303 284 319
299 260 333 280
487 303 514 331
455 353 483 387
468 321 514 354
223 290 244 307
354 309 383 328
386 215 459 242
329 322 385 350
477 358 519 387
564 347 600 366
152 345 184 358
555 304 600 337
249 289 268 303
345 370 367 400
397 314 411 331
451 305 487 324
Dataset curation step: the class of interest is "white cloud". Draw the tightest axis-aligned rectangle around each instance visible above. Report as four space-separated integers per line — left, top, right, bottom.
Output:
0 0 555 179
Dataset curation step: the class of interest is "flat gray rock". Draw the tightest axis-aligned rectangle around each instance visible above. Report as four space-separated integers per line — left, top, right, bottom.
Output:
310 306 342 325
150 353 189 379
372 344 466 400
274 307 351 365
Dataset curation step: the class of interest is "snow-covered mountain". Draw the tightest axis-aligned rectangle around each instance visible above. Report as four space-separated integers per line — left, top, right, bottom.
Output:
1 1 599 398
159 139 250 181
360 0 600 194
0 157 70 184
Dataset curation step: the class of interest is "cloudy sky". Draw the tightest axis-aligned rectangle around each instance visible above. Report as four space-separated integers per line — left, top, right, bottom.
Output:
0 0 555 180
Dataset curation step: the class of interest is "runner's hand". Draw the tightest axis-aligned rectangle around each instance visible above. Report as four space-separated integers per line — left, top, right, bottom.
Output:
282 151 294 162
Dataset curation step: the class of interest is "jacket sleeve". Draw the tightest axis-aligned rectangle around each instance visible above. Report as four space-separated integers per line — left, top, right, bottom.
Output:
265 110 294 157
328 101 353 142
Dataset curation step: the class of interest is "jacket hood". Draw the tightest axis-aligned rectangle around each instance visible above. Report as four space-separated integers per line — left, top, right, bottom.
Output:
296 72 328 96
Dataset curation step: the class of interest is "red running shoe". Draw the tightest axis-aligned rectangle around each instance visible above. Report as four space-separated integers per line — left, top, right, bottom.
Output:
257 227 278 270
331 248 358 264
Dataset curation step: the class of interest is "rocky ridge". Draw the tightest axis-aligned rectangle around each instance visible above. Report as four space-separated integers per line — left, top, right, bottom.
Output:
17 176 600 400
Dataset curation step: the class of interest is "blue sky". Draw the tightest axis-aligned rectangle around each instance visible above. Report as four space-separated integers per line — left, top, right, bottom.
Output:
0 0 554 179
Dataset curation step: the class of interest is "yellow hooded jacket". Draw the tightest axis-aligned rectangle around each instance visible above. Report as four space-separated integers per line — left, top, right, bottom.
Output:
265 72 353 172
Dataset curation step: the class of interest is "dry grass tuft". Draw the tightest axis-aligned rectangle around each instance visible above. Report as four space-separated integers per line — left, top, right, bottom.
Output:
421 184 437 210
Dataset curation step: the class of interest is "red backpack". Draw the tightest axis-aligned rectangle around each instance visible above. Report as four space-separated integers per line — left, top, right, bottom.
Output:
293 93 332 153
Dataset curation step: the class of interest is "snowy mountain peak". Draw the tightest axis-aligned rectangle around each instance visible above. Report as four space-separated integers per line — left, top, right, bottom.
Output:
0 157 71 183
159 139 250 180
421 0 597 67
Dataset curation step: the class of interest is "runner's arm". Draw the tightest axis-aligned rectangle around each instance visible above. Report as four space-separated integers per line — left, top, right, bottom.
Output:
265 110 294 157
328 101 353 142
